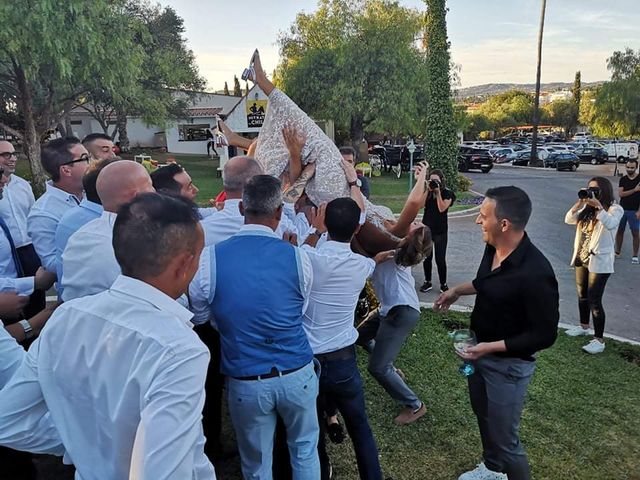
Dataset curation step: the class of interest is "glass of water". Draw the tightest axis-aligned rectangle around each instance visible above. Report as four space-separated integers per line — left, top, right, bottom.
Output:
452 329 477 376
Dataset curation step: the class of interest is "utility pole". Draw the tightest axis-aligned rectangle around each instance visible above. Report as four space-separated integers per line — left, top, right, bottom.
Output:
530 0 547 167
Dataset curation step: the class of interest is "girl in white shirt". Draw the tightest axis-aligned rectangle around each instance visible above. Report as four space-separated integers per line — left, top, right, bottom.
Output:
564 177 623 354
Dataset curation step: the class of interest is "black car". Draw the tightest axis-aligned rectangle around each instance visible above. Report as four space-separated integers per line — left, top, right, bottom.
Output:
458 147 493 173
544 153 580 171
574 147 607 165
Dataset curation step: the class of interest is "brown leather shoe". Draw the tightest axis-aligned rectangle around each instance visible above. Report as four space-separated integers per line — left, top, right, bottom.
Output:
393 402 426 426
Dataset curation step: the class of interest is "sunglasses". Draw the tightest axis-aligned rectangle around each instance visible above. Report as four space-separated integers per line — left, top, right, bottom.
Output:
0 152 17 160
63 154 90 166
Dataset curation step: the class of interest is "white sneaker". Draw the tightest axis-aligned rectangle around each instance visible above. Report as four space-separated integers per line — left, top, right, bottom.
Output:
565 326 593 337
458 463 507 480
632 257 639 265
583 339 605 354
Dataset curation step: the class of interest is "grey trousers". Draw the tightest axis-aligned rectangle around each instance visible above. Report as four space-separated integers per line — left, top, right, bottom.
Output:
468 354 536 480
358 305 421 410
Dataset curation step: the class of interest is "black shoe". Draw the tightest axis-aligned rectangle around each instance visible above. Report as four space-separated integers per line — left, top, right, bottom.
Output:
327 421 345 444
440 284 449 293
419 281 433 293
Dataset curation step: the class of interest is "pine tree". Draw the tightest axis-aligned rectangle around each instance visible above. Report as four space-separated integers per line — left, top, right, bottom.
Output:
233 75 242 96
572 71 581 109
223 81 230 95
423 0 459 187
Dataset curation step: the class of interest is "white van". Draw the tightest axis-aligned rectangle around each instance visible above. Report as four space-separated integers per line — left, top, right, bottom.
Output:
573 132 592 141
603 142 639 163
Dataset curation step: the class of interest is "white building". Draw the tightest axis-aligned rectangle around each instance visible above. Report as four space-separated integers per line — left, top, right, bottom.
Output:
68 86 334 156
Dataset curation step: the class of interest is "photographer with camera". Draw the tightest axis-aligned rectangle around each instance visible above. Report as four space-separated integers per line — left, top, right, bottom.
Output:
419 169 455 293
564 177 623 354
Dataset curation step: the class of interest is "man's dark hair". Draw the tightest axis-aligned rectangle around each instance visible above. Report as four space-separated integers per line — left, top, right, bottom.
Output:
41 137 81 182
113 193 201 279
485 186 532 231
83 158 116 204
82 133 112 146
325 197 361 242
150 163 185 195
626 158 638 168
339 146 357 159
242 175 282 217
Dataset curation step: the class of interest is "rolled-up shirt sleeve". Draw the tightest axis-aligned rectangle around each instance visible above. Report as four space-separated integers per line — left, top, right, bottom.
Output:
0 277 34 296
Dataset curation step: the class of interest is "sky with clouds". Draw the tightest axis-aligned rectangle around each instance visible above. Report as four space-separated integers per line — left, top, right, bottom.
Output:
159 0 639 90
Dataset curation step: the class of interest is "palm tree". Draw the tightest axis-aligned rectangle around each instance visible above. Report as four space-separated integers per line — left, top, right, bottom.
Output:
530 0 547 167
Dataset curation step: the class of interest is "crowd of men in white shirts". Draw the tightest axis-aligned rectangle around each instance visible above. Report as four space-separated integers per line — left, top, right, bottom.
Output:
0 132 427 480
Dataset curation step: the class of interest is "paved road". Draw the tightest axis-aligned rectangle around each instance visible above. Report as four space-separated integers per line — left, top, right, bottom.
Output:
415 163 640 343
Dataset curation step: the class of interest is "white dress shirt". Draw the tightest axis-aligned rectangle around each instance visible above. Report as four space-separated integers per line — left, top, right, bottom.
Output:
0 326 23 389
190 224 314 326
201 199 312 247
302 241 375 354
0 174 35 247
0 229 34 295
27 181 81 272
60 211 120 302
0 275 215 480
371 260 420 317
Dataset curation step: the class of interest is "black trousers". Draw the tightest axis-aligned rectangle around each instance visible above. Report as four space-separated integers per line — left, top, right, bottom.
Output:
575 266 610 338
0 447 36 480
192 322 223 461
422 232 448 285
16 244 46 319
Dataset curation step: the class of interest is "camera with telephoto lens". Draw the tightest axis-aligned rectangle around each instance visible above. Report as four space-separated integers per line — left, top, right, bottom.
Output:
429 179 441 190
578 187 601 200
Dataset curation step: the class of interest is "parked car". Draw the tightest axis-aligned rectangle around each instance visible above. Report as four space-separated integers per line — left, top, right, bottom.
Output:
512 151 544 167
458 147 493 173
574 147 608 165
544 153 580 171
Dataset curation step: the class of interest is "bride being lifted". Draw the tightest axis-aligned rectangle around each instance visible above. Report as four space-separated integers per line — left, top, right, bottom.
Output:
219 49 431 258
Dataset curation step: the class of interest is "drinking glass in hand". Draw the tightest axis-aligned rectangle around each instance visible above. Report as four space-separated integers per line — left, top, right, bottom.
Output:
452 329 477 376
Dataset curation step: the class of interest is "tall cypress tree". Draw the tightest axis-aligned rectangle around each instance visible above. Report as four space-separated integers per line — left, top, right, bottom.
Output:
245 81 249 96
423 0 458 187
572 71 581 109
233 75 242 96
223 81 230 95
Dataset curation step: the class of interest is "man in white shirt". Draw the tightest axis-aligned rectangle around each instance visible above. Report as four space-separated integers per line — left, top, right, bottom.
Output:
0 141 54 318
302 197 392 480
150 162 216 219
0 192 216 480
27 137 88 275
61 160 154 301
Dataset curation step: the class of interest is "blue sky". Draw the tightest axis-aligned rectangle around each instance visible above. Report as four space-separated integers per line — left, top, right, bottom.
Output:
159 0 639 90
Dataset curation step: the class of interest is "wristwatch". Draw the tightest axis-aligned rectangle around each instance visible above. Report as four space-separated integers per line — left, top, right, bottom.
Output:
348 178 362 188
19 319 34 340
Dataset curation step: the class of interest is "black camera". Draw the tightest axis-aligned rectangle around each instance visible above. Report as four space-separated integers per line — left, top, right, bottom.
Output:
578 187 601 200
429 179 441 190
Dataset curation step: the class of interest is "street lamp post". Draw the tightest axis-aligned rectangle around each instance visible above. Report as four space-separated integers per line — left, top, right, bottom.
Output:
407 139 416 191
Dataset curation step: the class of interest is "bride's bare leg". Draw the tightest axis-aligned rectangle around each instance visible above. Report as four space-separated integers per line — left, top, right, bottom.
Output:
219 120 253 150
251 50 275 96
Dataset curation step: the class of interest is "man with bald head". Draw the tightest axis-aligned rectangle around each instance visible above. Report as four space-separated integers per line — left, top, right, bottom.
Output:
60 160 154 301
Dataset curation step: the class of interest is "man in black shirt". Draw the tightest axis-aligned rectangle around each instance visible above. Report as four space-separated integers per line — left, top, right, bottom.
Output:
420 169 456 293
435 186 559 480
614 159 640 264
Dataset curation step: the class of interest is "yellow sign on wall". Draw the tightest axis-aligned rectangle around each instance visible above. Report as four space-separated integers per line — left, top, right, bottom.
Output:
246 100 267 128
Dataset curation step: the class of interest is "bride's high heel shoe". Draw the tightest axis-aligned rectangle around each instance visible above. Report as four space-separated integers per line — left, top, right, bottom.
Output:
213 115 229 147
241 49 259 82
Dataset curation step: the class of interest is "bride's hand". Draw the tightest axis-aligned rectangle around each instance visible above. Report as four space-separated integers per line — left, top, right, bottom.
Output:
283 125 306 161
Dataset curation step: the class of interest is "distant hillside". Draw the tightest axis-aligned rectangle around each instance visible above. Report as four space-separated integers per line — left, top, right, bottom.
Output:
456 81 605 101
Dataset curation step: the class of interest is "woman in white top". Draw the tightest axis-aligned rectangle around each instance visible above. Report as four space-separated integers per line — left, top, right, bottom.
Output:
564 177 623 354
357 222 432 425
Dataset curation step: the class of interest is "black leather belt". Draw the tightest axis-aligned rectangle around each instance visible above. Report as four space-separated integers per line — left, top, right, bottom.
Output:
233 364 306 381
315 344 355 362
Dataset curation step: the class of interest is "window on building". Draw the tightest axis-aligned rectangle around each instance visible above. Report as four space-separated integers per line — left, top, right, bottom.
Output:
70 120 82 125
178 124 210 142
